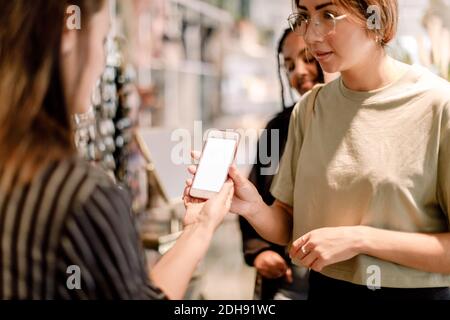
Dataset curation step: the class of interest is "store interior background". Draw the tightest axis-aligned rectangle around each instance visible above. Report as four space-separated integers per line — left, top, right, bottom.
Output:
76 0 450 299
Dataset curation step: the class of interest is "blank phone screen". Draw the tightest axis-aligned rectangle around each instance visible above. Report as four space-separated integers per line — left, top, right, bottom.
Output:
192 138 237 192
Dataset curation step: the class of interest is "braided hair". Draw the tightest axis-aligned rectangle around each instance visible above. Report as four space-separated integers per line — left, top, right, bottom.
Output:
277 28 325 109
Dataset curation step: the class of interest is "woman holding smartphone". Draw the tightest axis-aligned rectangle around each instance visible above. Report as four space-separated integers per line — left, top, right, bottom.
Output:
186 0 450 299
0 0 233 300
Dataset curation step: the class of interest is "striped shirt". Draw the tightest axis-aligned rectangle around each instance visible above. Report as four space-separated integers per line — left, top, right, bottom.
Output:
0 157 166 300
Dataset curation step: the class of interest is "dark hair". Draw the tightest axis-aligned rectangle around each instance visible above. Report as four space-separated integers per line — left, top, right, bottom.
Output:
0 0 106 189
277 28 324 109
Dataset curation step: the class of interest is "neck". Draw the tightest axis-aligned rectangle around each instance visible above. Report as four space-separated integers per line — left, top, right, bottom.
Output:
341 50 401 92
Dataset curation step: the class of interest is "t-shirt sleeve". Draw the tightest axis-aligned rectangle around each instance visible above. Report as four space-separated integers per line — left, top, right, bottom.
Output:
270 97 308 207
438 102 450 227
58 184 167 300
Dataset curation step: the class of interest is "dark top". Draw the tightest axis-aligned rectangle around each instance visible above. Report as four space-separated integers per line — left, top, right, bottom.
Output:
0 157 166 300
239 106 294 267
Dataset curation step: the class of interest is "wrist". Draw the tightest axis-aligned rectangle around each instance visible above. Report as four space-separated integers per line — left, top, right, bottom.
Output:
184 220 215 243
354 226 373 255
243 195 265 219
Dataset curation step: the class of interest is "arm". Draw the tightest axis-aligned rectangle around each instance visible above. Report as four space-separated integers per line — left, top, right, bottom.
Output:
239 157 287 266
225 162 293 246
150 222 214 299
236 188 293 247
290 226 450 274
239 215 285 265
152 180 234 299
361 227 450 274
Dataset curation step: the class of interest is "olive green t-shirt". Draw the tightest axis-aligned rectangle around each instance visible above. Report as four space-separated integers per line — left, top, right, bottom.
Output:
270 64 450 288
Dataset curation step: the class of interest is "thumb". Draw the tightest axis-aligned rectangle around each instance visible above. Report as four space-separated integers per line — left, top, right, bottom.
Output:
228 164 247 188
215 179 234 205
285 268 293 284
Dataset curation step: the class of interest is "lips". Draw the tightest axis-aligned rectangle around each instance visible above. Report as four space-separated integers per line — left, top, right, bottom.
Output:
314 51 334 61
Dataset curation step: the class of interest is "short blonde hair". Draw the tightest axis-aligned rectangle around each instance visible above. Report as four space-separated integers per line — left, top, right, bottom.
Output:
295 0 398 46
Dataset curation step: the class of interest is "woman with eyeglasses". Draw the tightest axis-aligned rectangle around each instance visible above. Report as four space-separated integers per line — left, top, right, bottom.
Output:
186 0 450 299
0 0 234 300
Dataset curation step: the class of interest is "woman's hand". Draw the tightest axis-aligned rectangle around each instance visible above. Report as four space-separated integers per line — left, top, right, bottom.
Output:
254 251 293 283
153 179 233 300
183 179 234 231
186 151 263 218
289 226 365 272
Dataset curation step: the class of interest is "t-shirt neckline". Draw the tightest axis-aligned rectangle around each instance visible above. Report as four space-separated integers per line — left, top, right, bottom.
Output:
338 64 423 104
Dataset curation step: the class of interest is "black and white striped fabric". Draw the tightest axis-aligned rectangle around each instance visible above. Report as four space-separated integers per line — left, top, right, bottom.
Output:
0 157 166 300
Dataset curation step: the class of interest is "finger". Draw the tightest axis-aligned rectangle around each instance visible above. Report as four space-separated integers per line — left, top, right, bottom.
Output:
261 267 285 279
274 262 288 276
258 269 278 279
285 268 293 284
183 190 193 203
191 150 201 162
310 259 325 273
214 179 234 204
289 235 308 259
293 233 310 249
185 178 193 187
183 193 190 207
183 189 194 206
188 165 197 175
228 164 247 187
263 255 287 275
298 250 319 269
183 183 190 197
224 180 235 206
271 255 288 272
297 242 312 261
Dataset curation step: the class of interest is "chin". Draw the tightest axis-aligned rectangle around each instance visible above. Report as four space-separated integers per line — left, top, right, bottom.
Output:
318 60 342 74
298 86 313 95
321 65 340 74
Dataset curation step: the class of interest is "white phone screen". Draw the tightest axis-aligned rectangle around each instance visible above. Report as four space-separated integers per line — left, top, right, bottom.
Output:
192 137 237 192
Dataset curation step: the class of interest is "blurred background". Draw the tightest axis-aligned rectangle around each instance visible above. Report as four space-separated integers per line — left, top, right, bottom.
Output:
75 0 450 300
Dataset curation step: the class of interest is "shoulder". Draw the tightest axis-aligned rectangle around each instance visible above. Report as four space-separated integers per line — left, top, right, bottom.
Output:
291 82 333 125
414 66 450 130
49 157 127 212
412 65 450 103
295 81 335 111
291 91 311 120
56 158 133 242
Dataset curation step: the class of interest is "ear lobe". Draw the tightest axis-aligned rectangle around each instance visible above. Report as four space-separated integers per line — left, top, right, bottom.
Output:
60 28 77 56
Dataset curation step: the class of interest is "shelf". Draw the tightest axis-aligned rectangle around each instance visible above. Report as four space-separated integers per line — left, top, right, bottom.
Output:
170 0 233 25
149 60 219 76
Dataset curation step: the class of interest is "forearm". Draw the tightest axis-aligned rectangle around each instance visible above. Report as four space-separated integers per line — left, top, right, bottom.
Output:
360 226 450 274
242 201 293 246
150 223 214 299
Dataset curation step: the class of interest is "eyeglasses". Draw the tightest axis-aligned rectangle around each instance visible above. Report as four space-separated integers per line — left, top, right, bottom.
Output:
287 11 347 37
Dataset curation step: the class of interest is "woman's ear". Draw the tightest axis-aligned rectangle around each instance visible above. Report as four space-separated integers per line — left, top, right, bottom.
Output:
60 28 78 56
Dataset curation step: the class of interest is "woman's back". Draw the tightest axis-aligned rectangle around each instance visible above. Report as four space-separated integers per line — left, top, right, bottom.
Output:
0 157 165 300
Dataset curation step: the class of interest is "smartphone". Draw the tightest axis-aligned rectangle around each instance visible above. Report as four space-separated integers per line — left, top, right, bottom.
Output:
189 130 240 199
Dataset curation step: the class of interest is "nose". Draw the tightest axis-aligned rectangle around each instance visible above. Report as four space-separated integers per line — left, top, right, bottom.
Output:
295 59 308 76
303 21 324 45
